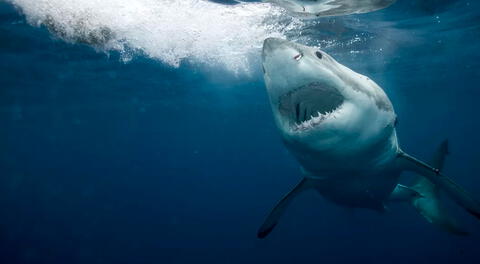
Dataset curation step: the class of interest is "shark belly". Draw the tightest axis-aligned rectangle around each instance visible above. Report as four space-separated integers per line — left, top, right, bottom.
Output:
284 131 400 210
312 170 401 211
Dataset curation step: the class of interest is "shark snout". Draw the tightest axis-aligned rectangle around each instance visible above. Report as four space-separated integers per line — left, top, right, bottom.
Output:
262 38 289 57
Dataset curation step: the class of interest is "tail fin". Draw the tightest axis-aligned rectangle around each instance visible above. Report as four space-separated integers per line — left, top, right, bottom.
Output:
257 178 313 239
404 140 469 235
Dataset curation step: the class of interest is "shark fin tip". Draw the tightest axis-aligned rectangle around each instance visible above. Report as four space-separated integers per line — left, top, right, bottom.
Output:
466 208 480 221
257 223 277 239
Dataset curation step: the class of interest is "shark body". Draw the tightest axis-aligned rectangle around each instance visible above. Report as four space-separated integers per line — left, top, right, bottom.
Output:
264 0 396 18
258 38 480 238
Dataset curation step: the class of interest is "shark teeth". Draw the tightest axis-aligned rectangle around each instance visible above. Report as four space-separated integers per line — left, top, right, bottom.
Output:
292 106 342 132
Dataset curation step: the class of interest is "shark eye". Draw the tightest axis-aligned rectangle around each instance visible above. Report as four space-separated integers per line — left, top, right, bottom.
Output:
315 51 323 59
293 53 303 61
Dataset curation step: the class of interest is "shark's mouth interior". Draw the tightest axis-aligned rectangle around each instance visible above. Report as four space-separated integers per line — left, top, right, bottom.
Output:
278 82 344 131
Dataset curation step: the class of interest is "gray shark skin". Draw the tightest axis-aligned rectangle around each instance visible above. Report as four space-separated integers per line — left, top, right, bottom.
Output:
258 38 480 238
264 0 396 18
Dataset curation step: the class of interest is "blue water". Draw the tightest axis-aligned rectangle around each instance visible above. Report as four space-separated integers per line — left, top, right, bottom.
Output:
1 0 480 263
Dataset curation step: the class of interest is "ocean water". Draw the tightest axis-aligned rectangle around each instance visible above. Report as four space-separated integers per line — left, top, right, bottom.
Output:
0 0 479 263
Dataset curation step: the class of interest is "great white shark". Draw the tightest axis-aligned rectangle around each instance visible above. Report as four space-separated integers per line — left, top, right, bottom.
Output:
258 38 480 238
264 0 396 18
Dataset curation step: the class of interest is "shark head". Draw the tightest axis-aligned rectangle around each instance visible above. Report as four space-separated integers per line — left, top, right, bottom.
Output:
262 38 398 169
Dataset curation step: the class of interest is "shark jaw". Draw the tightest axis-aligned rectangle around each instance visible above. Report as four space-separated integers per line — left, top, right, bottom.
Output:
278 82 344 132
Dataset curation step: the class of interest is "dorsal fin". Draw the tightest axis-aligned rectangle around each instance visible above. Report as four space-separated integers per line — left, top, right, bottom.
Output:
398 141 480 222
394 141 468 235
411 140 449 194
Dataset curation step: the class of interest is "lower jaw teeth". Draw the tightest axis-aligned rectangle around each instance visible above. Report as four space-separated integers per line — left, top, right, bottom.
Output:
295 114 324 130
292 108 339 131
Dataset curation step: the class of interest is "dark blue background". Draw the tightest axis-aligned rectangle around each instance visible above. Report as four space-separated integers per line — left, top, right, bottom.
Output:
1 0 479 263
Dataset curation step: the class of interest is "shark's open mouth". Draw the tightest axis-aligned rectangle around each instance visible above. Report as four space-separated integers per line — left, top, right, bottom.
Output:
278 82 344 131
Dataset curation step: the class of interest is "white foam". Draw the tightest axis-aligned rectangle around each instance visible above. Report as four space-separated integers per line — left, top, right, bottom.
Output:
8 0 304 74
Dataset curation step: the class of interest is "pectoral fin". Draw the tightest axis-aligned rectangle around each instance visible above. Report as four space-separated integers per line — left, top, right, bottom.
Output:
411 189 469 236
257 178 313 239
388 183 468 235
389 184 422 202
